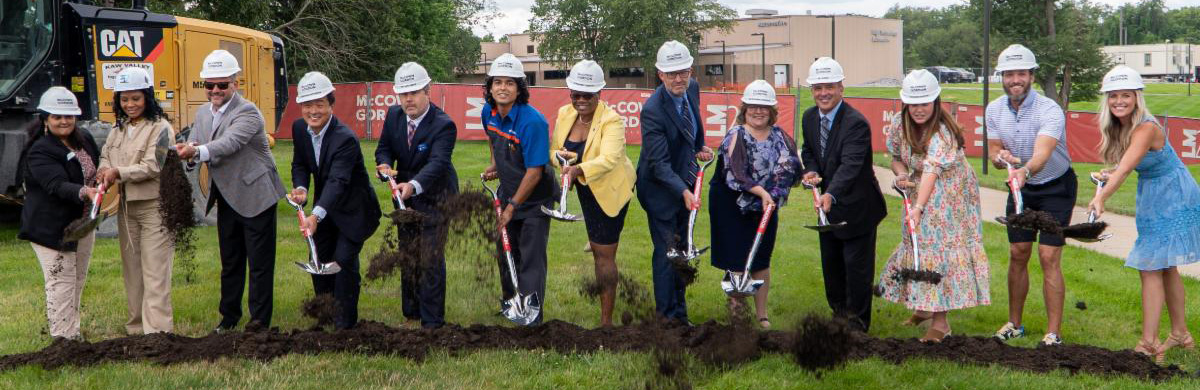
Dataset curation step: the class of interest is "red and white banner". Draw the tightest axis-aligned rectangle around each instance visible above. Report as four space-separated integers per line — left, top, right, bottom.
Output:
278 83 1197 164
278 83 795 149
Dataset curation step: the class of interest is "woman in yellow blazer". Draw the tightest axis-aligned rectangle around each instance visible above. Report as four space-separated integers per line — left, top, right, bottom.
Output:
550 60 636 327
97 67 176 335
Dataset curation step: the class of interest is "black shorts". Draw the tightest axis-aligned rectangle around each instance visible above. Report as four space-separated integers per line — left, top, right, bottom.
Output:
576 184 628 245
1006 168 1077 247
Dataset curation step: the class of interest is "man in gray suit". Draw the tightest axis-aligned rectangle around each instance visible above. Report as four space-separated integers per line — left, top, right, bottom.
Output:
176 49 287 332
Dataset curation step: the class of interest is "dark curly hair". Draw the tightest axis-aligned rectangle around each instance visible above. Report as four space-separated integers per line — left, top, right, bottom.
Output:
113 87 169 127
482 76 530 108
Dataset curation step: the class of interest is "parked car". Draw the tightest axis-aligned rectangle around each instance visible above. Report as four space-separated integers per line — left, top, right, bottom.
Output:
925 66 960 83
952 68 976 83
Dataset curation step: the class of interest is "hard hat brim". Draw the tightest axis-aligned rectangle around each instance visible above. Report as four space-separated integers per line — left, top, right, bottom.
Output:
393 79 432 94
295 87 336 103
805 76 845 86
740 97 778 106
1099 85 1144 93
199 68 241 79
113 85 152 93
994 64 1037 72
655 60 694 73
900 94 939 105
40 107 82 116
566 81 605 93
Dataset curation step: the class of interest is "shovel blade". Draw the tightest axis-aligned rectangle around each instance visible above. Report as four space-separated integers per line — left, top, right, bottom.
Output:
62 217 104 243
501 293 541 326
540 206 583 222
804 221 847 232
994 216 1009 225
721 272 764 297
295 261 341 275
1071 233 1113 243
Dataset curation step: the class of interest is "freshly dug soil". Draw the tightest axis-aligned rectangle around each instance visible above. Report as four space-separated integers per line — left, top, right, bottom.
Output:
1076 301 1088 310
0 316 1187 382
1007 210 1064 235
890 269 944 284
669 255 700 288
301 294 340 326
1063 221 1109 239
159 149 198 283
365 209 428 280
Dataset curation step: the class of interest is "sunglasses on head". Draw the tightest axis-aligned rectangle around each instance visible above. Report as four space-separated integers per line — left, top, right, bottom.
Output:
204 81 231 90
570 92 595 100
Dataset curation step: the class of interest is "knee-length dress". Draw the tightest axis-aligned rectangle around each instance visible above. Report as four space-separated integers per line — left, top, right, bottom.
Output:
877 120 990 312
1126 120 1200 270
708 125 800 272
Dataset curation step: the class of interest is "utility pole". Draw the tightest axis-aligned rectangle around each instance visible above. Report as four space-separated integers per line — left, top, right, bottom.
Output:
752 33 765 80
982 0 991 175
716 40 727 90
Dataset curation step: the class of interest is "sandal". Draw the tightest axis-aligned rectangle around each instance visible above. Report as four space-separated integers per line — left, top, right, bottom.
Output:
1134 339 1159 360
758 317 771 329
919 327 951 343
901 312 932 327
1157 332 1194 363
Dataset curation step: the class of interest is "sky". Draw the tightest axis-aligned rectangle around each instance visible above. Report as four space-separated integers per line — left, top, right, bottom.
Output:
471 0 1200 38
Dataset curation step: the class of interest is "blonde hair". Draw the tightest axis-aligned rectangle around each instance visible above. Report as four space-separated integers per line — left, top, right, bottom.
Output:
1097 89 1157 164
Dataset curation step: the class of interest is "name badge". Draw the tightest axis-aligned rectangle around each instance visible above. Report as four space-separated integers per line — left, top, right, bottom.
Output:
66 152 76 162
417 143 428 152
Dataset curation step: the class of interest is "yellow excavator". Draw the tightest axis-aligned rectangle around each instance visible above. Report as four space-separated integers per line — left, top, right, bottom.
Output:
0 0 287 205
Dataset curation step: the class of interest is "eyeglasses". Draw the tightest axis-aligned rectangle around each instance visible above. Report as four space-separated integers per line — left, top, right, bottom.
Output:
204 81 231 90
663 69 691 80
570 92 595 101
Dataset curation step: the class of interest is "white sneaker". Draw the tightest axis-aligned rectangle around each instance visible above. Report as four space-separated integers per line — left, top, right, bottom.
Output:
994 322 1025 341
1041 332 1063 346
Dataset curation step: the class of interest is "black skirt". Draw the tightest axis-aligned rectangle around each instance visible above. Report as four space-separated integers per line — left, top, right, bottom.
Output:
707 169 778 272
576 183 628 245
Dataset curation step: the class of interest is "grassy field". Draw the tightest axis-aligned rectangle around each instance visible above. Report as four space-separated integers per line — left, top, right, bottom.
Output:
0 140 1197 389
786 83 1200 119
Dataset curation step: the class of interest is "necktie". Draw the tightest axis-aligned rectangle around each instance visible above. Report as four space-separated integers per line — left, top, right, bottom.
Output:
407 120 417 147
819 116 831 159
679 98 696 144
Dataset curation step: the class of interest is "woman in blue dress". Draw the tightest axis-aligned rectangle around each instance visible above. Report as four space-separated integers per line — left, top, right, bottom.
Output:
1088 65 1197 362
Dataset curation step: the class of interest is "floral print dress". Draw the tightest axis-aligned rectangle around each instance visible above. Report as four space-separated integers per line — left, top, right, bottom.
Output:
877 118 990 311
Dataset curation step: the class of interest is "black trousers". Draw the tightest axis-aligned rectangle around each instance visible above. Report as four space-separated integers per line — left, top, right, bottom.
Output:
819 230 877 332
213 185 277 329
312 224 364 330
496 216 549 325
647 209 690 321
401 223 447 329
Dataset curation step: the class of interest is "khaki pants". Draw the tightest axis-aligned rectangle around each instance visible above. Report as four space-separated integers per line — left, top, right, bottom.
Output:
32 232 95 339
118 199 174 334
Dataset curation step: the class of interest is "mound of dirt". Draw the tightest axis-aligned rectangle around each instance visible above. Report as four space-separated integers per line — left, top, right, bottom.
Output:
301 294 340 326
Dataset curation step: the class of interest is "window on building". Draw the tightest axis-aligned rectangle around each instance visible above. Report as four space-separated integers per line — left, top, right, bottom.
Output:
1145 53 1152 66
527 45 535 54
608 67 646 78
705 64 724 76
543 70 568 80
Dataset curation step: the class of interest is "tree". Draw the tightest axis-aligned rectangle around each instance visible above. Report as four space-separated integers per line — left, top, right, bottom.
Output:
529 0 736 74
149 0 495 82
885 4 982 69
986 0 1111 110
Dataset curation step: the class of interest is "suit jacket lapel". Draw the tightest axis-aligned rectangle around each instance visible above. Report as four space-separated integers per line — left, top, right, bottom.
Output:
662 91 692 142
821 102 850 167
212 94 242 139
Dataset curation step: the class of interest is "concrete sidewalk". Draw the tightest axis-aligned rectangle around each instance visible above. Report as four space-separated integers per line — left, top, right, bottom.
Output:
872 166 1200 279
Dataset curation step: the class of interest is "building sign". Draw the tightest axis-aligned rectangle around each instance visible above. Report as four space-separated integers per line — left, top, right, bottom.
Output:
871 29 897 43
757 20 787 28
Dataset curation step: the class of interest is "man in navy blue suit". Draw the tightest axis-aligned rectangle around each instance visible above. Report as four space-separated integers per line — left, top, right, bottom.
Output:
635 41 714 323
288 71 382 330
374 62 459 329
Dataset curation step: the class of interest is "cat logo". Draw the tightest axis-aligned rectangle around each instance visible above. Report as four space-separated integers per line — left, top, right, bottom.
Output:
96 27 164 62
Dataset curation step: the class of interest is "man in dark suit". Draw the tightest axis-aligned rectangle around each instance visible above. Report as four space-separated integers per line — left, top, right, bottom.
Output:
635 41 713 323
287 71 382 330
798 57 887 332
177 50 287 332
374 62 458 329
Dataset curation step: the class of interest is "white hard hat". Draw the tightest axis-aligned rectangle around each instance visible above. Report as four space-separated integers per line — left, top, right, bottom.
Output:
1100 65 1144 93
806 57 844 85
199 49 241 79
488 53 526 79
295 71 336 103
900 69 941 104
393 62 432 94
113 67 152 92
741 80 777 106
38 86 82 116
655 40 694 73
995 44 1038 72
566 60 606 93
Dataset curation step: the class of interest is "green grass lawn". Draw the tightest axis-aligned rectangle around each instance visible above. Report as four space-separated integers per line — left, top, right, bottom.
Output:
0 141 1197 389
787 83 1200 119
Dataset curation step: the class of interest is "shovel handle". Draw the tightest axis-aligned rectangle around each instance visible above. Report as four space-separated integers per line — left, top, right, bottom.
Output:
757 202 775 233
492 198 513 253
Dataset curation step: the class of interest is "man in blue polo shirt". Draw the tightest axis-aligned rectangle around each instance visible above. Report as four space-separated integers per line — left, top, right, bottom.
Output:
480 53 555 325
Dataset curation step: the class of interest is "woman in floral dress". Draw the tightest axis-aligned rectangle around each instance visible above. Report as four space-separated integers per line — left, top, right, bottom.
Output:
877 70 990 342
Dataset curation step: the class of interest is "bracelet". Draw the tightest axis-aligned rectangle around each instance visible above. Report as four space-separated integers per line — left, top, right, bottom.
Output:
913 203 926 213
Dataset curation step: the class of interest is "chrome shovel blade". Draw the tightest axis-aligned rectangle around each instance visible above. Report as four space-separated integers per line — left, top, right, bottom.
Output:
1072 233 1113 243
295 260 341 275
804 221 847 232
500 293 542 326
540 205 583 222
721 272 765 297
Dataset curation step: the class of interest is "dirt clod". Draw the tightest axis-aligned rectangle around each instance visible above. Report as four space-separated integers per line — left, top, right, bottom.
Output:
1076 301 1088 310
1007 210 1064 235
159 149 198 283
1063 221 1109 239
791 315 861 371
301 294 340 326
891 269 944 284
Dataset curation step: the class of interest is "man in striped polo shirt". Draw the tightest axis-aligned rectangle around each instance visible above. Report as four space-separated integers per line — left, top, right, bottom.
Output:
986 44 1076 346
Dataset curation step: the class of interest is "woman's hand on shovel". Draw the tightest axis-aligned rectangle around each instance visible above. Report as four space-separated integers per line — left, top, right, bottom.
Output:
905 204 923 232
1087 198 1105 219
750 186 775 211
